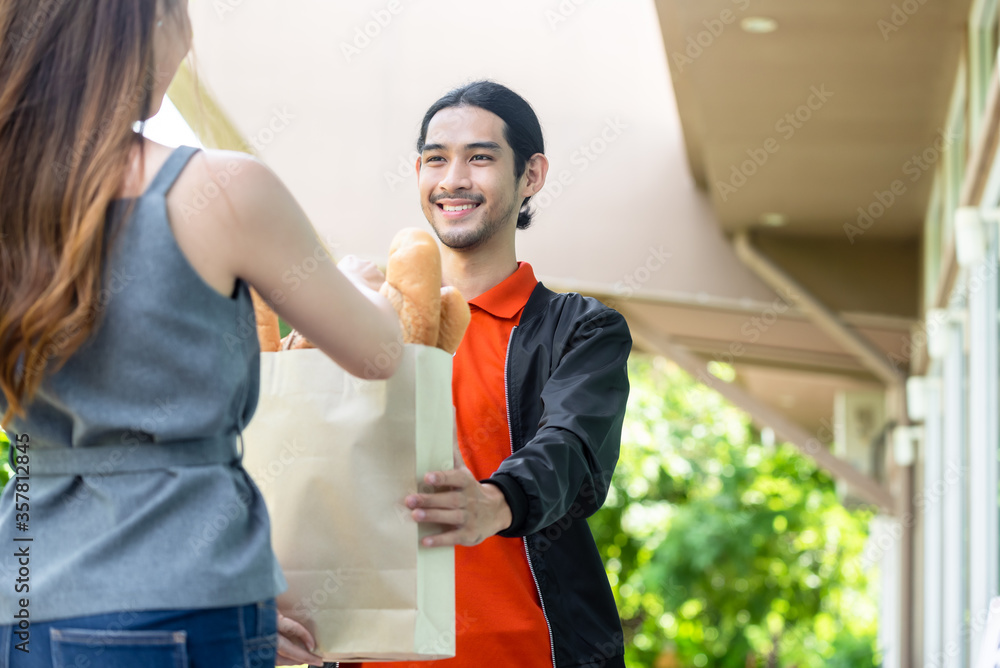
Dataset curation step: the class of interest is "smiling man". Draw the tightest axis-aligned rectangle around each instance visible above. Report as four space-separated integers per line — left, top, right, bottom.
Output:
347 80 632 668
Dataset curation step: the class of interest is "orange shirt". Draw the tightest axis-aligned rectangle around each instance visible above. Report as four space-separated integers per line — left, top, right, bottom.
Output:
349 262 552 668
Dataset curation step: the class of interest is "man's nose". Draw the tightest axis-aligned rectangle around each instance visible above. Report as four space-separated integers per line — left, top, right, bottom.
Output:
439 160 473 192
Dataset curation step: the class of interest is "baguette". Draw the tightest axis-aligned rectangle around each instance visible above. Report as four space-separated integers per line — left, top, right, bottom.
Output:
281 330 315 350
250 288 281 353
380 228 442 346
437 286 470 354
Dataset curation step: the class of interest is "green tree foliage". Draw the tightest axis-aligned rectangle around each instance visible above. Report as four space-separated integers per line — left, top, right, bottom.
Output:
589 355 880 667
0 428 10 491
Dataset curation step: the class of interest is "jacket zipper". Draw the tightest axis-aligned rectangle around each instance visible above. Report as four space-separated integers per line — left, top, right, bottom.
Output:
504 325 557 668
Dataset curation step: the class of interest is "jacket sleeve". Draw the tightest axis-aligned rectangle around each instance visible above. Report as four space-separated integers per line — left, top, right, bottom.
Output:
485 308 631 537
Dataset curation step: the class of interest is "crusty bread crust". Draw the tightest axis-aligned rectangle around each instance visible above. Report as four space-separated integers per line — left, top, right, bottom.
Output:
250 288 282 352
437 286 471 354
381 228 442 346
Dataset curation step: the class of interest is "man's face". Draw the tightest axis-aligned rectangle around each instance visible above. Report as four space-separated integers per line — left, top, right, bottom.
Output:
417 106 523 252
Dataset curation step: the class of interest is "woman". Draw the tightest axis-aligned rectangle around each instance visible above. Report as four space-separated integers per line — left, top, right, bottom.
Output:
0 1 399 666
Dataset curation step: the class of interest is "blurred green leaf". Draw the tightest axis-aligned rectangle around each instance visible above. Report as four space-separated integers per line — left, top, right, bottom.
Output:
590 355 879 667
0 427 10 493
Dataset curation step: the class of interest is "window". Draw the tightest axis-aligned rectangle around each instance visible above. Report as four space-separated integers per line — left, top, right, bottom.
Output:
970 0 999 141
924 184 944 311
922 368 944 666
941 303 969 668
966 177 1000 658
942 61 969 268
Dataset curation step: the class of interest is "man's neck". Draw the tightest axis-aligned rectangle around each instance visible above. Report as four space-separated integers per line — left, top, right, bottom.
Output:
441 247 519 302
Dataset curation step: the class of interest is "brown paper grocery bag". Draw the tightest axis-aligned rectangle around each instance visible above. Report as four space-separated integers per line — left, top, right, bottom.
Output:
242 344 456 661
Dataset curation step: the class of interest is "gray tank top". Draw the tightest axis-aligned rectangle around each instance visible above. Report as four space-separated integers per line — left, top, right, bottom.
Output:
0 146 286 622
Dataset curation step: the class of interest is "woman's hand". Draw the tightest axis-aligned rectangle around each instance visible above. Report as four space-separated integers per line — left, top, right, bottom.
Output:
337 254 386 292
275 612 324 667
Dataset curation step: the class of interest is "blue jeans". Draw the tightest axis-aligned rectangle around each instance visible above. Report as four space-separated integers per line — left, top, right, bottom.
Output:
0 599 277 668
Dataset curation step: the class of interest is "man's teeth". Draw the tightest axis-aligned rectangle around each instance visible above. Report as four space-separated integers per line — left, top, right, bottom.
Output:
442 204 478 212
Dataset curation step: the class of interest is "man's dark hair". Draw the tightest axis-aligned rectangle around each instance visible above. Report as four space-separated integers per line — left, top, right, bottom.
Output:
417 80 545 230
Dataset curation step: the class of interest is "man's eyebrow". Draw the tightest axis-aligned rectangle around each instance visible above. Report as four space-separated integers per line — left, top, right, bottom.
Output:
421 141 503 153
465 141 502 152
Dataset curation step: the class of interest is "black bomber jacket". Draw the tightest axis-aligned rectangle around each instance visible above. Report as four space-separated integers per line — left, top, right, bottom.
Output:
483 282 632 668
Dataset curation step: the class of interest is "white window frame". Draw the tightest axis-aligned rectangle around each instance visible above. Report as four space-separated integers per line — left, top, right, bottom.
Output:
967 216 1000 655
943 60 969 264
969 0 999 141
926 180 944 311
923 371 944 668
941 295 968 668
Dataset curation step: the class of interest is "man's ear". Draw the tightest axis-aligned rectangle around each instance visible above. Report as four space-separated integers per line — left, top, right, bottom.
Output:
414 156 422 177
520 153 549 198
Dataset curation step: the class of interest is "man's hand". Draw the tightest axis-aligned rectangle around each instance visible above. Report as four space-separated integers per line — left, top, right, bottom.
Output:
276 612 324 667
407 466 513 547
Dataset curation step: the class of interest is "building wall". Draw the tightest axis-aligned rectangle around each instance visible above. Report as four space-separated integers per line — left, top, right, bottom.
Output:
913 3 1000 664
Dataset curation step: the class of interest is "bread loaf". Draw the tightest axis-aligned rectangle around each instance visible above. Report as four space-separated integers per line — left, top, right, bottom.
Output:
437 286 470 354
250 288 281 353
276 229 454 355
281 330 315 350
381 228 441 346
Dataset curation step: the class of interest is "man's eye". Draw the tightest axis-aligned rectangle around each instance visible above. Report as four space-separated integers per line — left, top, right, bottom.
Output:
471 155 493 161
425 156 444 163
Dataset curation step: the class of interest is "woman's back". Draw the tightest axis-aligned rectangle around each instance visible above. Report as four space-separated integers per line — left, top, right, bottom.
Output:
0 145 286 623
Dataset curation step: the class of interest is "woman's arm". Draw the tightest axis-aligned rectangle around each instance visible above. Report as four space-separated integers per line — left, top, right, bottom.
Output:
194 151 401 379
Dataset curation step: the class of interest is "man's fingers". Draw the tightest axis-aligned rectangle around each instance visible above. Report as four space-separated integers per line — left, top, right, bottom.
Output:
421 529 463 548
407 490 465 510
412 508 467 525
425 467 474 488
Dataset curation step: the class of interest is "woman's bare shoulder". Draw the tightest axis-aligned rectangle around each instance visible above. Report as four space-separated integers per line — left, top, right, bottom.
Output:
169 148 294 228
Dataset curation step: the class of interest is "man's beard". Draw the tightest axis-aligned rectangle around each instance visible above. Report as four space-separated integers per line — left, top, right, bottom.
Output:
427 191 520 251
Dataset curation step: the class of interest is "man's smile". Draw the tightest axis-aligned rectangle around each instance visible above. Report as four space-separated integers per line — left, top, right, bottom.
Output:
435 198 482 218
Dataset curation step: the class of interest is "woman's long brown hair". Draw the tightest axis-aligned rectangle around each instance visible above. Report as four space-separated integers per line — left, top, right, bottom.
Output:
0 0 181 429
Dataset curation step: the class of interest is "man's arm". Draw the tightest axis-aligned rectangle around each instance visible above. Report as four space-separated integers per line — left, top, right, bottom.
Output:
488 308 631 536
408 306 631 544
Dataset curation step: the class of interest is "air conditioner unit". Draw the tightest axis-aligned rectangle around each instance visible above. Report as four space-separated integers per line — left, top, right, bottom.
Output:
834 390 887 505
